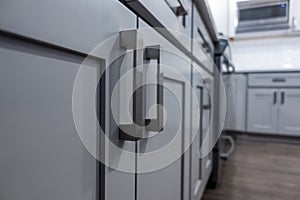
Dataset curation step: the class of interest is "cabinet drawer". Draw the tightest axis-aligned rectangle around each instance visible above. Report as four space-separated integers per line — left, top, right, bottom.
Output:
192 6 214 73
248 73 300 87
0 0 136 54
125 0 192 51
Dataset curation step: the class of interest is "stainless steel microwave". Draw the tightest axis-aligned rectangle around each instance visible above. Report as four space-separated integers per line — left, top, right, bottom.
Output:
237 0 290 33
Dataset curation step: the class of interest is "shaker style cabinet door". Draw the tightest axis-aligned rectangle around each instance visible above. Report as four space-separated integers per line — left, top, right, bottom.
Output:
190 68 204 200
136 20 191 200
224 74 247 132
0 35 101 200
247 88 278 134
278 89 300 136
190 64 213 200
0 1 138 200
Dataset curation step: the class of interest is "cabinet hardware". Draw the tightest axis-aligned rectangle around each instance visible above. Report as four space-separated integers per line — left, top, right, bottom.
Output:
144 45 164 132
281 92 285 105
203 79 212 110
272 78 286 83
273 92 277 104
119 29 145 141
165 0 189 16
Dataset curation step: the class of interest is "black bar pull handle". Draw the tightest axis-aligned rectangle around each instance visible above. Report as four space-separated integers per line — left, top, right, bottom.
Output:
119 30 145 141
281 92 285 105
273 92 277 104
145 46 164 132
165 0 188 16
272 78 286 83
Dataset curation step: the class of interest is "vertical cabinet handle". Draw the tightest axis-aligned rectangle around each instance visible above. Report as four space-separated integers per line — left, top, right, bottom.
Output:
175 0 188 16
118 36 164 140
165 0 189 16
281 92 285 105
273 92 277 104
144 46 164 132
119 30 145 141
202 79 212 110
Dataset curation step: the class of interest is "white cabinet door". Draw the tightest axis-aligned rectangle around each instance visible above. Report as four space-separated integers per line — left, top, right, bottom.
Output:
136 20 191 200
247 89 278 134
278 89 300 136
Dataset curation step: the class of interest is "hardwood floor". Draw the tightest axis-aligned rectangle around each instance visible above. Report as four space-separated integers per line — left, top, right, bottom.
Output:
203 139 300 200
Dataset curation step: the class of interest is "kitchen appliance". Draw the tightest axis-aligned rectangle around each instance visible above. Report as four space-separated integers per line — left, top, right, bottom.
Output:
237 0 290 33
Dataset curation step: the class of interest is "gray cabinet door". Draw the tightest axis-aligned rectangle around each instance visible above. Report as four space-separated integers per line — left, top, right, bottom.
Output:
136 20 191 200
0 3 137 200
190 65 213 200
0 36 100 200
190 69 204 200
247 88 278 134
278 89 300 136
224 74 247 132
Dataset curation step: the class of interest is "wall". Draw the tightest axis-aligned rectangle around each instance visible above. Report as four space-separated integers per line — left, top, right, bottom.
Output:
208 0 300 72
231 35 300 71
207 0 237 38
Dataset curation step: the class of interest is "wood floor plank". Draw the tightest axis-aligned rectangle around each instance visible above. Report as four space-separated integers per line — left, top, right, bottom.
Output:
202 139 300 200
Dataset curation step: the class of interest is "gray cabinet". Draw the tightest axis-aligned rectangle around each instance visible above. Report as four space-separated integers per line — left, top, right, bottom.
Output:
0 1 218 200
136 20 191 200
192 7 214 73
0 0 136 54
0 1 138 200
247 88 278 134
247 73 300 136
124 0 192 51
278 89 300 136
223 74 247 132
0 36 100 200
247 87 300 136
190 64 213 200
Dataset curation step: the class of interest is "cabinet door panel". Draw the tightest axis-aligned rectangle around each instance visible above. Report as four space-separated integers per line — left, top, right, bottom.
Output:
278 89 300 136
190 74 203 200
247 89 278 134
0 36 99 200
190 66 213 200
224 74 247 132
137 20 191 200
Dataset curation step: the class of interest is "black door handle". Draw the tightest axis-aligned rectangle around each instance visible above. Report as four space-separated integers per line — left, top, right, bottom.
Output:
144 45 164 132
273 92 277 104
281 92 285 105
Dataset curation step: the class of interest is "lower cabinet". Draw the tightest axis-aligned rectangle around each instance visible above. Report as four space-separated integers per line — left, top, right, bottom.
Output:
278 89 300 136
247 88 278 134
247 88 300 136
223 74 247 132
190 63 213 200
136 20 191 200
0 34 100 200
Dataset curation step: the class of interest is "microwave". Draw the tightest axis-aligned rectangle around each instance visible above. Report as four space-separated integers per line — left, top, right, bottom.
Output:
237 0 290 33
